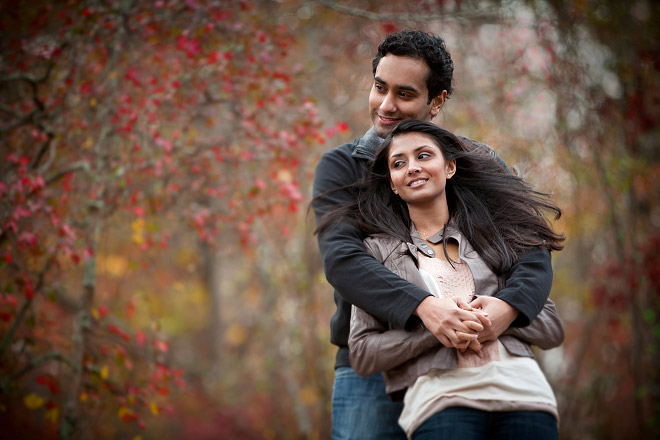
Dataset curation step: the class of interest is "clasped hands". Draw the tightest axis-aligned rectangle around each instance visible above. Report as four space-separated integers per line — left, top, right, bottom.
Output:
415 295 519 355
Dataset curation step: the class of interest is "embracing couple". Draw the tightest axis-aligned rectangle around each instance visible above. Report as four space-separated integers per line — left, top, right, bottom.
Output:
313 30 564 440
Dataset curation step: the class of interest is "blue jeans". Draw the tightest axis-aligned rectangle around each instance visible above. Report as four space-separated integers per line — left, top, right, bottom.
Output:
332 367 406 440
413 406 558 440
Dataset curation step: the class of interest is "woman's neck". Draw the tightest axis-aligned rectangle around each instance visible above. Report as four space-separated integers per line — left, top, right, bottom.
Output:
408 199 450 238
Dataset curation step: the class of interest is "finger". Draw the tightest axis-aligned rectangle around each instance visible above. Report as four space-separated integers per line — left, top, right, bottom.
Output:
468 340 484 358
472 310 491 327
469 296 486 308
456 331 478 341
463 320 484 332
456 308 485 324
456 341 470 350
435 333 453 348
455 298 473 311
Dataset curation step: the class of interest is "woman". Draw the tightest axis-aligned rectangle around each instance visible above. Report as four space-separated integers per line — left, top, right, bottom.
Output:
316 119 565 439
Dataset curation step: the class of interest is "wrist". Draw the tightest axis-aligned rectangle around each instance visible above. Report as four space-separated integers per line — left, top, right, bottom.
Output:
414 295 434 318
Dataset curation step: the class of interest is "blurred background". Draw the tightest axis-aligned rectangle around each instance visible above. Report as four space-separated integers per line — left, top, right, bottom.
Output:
1 0 658 439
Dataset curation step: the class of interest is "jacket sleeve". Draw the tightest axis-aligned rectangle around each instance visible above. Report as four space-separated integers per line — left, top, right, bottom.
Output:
460 137 554 328
348 305 440 377
312 147 431 329
502 298 565 349
495 248 553 327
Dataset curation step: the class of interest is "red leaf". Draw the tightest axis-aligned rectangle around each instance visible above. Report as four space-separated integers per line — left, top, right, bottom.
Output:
154 340 169 353
23 277 35 299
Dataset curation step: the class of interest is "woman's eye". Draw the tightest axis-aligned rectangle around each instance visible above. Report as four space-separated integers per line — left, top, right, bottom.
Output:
419 153 431 159
392 161 404 168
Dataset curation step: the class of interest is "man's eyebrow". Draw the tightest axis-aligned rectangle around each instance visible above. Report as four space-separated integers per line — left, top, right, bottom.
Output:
373 76 420 95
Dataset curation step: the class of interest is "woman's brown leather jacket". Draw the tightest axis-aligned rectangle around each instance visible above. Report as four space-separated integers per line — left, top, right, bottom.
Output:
348 224 564 401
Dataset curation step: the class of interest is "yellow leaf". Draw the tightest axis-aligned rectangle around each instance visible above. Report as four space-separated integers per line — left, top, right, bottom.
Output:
23 393 44 410
100 365 109 380
79 392 88 403
132 219 145 245
133 436 143 440
225 324 248 347
91 308 99 319
84 137 94 149
298 386 319 405
118 406 134 419
90 98 97 107
44 407 59 423
149 401 159 416
99 254 128 276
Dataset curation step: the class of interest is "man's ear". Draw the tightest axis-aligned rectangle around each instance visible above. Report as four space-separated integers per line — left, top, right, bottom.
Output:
446 159 456 179
429 90 447 118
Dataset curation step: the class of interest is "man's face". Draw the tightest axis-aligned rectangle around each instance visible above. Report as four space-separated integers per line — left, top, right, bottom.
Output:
369 55 444 139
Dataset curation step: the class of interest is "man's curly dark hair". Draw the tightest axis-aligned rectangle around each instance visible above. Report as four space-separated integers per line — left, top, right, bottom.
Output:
372 30 454 104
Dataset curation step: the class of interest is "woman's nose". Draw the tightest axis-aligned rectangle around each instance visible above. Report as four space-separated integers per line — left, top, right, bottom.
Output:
407 163 421 174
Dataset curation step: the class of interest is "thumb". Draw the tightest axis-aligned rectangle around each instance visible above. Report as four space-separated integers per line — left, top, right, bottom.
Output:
455 297 473 311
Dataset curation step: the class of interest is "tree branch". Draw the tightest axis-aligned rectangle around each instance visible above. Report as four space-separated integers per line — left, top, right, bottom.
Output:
314 0 499 23
0 351 72 390
0 257 53 360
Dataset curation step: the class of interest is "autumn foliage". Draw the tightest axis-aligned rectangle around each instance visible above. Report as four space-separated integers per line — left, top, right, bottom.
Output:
1 0 659 439
1 0 343 438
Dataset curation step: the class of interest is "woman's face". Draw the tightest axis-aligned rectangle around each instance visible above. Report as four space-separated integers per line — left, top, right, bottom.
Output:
387 132 456 207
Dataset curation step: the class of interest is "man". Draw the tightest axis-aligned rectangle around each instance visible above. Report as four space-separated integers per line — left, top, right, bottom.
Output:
312 30 553 439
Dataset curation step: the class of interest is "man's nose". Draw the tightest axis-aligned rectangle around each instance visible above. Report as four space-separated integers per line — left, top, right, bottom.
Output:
380 92 396 113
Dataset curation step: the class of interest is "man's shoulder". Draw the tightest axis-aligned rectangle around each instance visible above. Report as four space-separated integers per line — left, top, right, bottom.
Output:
319 138 359 160
312 136 366 194
318 127 380 163
457 135 496 156
314 134 367 178
457 135 508 169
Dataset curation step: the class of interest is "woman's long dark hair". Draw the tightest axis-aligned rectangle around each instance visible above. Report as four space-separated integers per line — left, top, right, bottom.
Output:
315 119 564 275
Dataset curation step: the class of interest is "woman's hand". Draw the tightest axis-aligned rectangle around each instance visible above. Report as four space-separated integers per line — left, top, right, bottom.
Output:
455 298 489 354
415 296 491 348
469 296 519 344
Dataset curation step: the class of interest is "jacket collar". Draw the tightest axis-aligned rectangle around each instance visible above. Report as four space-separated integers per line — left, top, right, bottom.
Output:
351 127 384 160
408 221 461 261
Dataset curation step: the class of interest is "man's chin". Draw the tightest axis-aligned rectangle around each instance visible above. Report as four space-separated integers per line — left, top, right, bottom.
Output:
373 124 392 139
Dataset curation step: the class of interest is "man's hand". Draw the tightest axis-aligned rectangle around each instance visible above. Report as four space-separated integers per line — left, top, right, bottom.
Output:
469 296 519 344
415 296 491 348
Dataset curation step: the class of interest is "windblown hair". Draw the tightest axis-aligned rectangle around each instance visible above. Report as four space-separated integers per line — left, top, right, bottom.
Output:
315 120 564 275
373 30 454 104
